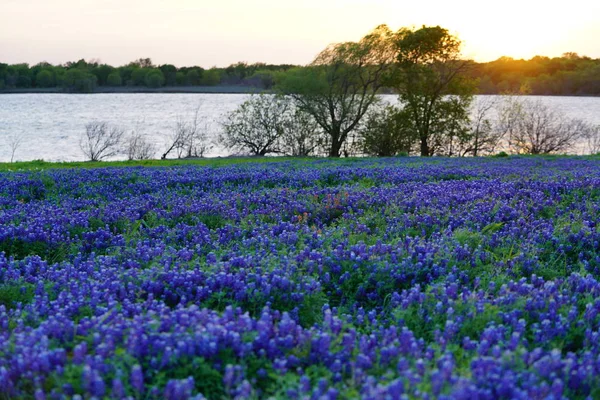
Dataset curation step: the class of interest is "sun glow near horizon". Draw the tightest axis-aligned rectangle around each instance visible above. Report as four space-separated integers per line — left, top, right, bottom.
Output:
0 0 599 66
380 0 600 62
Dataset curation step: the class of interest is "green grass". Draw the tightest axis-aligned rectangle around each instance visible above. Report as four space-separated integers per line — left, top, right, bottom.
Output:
0 239 70 263
0 282 36 310
0 157 318 171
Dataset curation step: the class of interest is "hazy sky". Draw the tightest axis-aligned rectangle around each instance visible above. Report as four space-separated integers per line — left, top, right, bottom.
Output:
2 0 599 67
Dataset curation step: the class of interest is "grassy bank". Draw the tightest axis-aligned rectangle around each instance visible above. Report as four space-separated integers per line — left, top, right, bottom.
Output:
0 157 318 171
1 154 597 172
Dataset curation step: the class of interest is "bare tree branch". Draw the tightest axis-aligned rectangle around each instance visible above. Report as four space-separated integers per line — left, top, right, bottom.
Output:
162 103 212 159
497 97 586 155
80 122 124 161
6 133 25 163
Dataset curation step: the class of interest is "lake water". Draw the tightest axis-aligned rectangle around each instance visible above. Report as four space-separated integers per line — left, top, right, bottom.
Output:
1 94 599 162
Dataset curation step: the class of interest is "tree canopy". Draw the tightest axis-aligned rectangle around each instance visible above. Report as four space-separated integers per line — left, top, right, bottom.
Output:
393 26 476 156
278 25 396 157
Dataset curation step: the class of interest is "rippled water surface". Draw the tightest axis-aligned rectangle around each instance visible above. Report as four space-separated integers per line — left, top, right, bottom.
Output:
0 94 599 162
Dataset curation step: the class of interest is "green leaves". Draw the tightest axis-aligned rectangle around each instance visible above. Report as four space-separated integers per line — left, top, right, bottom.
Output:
395 26 462 66
390 26 476 156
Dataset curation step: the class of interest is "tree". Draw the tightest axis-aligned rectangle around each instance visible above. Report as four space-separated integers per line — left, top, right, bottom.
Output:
62 69 97 93
278 25 396 157
7 64 32 88
64 58 96 69
175 72 186 85
186 69 201 86
393 26 476 156
5 133 25 163
220 94 322 157
126 128 156 160
159 64 178 86
106 72 122 86
280 108 323 157
359 104 416 156
162 105 211 159
246 70 275 89
35 70 54 88
584 125 600 155
497 97 586 154
430 95 473 156
464 97 503 156
162 122 187 159
80 122 125 161
91 64 114 86
145 69 165 88
129 58 154 68
131 68 148 86
201 68 221 86
220 94 292 156
224 62 249 84
117 65 136 86
407 95 501 158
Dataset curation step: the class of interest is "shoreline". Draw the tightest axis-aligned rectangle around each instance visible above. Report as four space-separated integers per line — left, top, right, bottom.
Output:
0 85 270 95
0 154 598 172
1 87 598 97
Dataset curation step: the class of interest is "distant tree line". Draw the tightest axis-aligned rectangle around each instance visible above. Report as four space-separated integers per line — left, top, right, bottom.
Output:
0 58 295 93
471 53 600 96
1 53 599 95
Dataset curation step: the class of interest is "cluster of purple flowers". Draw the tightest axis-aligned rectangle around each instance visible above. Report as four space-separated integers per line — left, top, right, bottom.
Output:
1 157 600 398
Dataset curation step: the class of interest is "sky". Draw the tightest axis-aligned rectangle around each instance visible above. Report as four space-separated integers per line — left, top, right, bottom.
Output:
1 0 599 67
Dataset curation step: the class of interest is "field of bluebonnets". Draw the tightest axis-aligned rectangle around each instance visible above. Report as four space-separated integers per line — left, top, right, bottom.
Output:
2 156 600 399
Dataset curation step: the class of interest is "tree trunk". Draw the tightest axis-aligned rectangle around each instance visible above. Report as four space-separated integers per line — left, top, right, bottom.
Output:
329 131 343 158
329 146 341 157
420 136 430 157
